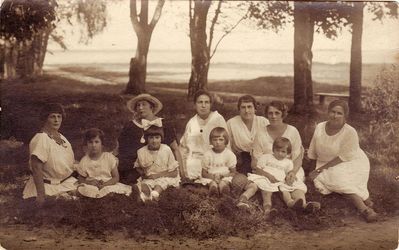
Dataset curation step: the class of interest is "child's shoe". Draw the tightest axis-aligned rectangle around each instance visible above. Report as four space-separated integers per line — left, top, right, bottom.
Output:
220 184 231 196
364 198 374 208
304 201 321 213
209 183 219 197
287 199 304 211
151 190 160 201
263 204 278 217
361 207 378 223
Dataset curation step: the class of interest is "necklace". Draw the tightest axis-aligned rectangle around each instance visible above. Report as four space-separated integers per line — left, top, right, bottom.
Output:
44 131 67 148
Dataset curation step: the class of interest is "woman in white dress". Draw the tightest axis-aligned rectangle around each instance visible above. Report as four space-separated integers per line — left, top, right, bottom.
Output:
23 103 77 205
180 90 227 182
251 101 319 212
308 100 377 222
227 95 269 175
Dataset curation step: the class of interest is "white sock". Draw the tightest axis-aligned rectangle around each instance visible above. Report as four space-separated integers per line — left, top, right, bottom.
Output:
151 190 160 200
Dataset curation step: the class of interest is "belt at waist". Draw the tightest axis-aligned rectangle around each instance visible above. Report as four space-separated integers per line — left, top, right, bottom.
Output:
43 172 76 185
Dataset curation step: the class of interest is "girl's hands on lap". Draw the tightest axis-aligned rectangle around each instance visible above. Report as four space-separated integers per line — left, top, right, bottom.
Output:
268 175 279 183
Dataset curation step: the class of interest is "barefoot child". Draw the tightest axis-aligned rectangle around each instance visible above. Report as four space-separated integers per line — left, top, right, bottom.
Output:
248 137 320 215
201 127 237 196
134 125 180 202
77 128 132 198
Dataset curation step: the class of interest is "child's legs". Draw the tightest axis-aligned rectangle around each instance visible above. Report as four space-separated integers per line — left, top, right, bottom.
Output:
345 193 368 212
291 189 306 205
281 191 294 206
153 185 164 195
239 182 258 201
209 181 219 195
261 190 273 207
219 180 230 194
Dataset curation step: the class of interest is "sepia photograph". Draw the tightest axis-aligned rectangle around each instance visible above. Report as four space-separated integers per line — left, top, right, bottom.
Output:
0 0 398 249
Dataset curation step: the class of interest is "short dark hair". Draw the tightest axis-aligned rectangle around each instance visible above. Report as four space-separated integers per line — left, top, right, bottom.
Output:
39 103 66 123
237 95 257 110
193 89 213 104
209 127 229 145
272 137 292 154
265 101 288 119
143 125 164 142
83 128 105 145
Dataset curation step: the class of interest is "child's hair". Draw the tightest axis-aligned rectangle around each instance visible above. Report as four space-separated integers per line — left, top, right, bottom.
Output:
231 173 249 192
83 128 105 145
143 125 164 142
209 127 229 145
272 137 292 154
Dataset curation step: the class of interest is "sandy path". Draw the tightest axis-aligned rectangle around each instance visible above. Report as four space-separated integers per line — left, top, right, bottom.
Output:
1 216 398 250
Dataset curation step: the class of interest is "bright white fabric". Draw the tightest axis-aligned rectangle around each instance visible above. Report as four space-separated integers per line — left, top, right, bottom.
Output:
200 148 237 185
308 122 370 200
135 144 179 175
248 153 295 192
23 132 77 199
135 144 180 189
227 115 269 154
251 125 307 193
76 152 132 198
180 111 227 180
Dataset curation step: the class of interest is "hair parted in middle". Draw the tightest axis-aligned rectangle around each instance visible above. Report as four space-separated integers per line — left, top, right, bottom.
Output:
272 137 292 155
209 126 229 145
143 125 164 142
237 94 257 110
83 128 105 145
265 100 289 119
193 89 213 104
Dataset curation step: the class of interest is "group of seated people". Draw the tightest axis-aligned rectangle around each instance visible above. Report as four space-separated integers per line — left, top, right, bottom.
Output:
22 91 378 222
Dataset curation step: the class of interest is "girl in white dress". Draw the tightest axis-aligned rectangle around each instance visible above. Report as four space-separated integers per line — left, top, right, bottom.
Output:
201 127 237 196
180 90 227 182
23 103 77 205
135 125 180 202
77 128 132 198
248 137 304 214
250 101 319 213
308 100 377 222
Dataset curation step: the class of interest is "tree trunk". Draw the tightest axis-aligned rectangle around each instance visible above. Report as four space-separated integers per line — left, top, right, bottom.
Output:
2 38 18 79
349 2 364 114
292 2 315 114
125 0 165 95
188 0 211 98
125 33 151 94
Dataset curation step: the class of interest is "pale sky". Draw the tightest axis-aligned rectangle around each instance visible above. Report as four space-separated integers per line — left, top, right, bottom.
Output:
48 1 399 52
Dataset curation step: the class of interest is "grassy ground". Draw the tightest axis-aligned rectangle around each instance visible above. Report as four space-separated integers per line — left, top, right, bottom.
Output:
1 73 398 240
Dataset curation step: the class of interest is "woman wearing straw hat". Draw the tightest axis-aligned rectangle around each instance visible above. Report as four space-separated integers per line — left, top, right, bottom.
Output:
118 94 183 184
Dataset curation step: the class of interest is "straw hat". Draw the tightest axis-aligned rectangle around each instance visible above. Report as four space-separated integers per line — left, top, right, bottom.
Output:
126 94 163 115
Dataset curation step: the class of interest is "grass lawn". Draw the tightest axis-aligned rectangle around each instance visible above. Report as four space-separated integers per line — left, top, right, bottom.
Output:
0 73 398 239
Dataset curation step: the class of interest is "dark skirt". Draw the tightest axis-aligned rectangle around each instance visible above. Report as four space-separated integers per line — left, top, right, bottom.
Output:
236 151 252 175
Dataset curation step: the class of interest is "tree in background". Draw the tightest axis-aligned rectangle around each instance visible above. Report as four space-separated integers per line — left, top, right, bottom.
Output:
0 0 108 80
248 1 347 114
124 0 165 95
345 2 398 114
187 0 247 98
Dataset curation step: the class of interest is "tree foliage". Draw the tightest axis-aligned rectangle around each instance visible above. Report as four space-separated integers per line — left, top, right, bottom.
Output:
0 0 57 41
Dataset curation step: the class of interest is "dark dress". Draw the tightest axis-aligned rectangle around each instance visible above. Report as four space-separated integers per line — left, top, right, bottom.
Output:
118 119 178 184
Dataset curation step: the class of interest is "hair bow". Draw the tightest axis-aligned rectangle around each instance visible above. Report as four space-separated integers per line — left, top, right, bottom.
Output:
140 118 163 143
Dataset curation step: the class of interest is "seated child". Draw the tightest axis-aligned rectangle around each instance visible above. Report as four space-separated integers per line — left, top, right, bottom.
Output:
201 127 237 196
247 137 318 215
134 125 180 202
77 128 132 198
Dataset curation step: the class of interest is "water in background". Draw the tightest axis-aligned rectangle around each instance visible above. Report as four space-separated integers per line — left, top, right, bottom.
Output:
44 49 397 86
